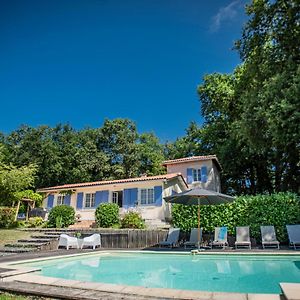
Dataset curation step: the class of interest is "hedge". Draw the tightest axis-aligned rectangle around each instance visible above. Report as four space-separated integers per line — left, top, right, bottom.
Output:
171 192 300 242
0 207 16 228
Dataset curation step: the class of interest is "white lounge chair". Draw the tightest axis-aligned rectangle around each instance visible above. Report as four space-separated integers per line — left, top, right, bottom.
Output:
159 228 180 248
58 233 79 250
286 225 300 250
184 228 202 248
211 227 228 249
81 233 101 250
235 226 251 249
261 226 280 249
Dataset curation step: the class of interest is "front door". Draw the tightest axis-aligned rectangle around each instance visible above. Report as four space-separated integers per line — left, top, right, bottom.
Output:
112 191 123 207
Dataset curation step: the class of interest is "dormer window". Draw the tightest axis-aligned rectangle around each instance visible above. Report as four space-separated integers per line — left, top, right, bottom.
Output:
192 169 201 182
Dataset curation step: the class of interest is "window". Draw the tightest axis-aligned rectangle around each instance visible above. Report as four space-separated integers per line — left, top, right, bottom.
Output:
140 188 155 205
192 168 201 182
57 195 65 205
112 192 118 204
84 193 95 208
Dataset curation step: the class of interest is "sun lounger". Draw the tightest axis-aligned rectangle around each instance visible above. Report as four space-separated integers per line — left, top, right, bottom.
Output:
286 225 300 250
211 226 228 249
81 233 101 250
235 226 251 249
260 226 280 249
184 228 202 248
58 233 79 250
159 228 180 248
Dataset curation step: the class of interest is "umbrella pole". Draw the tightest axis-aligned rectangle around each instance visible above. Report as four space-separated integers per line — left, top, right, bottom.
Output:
198 197 200 249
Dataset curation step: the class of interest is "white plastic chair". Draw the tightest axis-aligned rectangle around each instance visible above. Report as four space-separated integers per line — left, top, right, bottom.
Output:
58 234 79 250
81 233 101 250
159 228 180 248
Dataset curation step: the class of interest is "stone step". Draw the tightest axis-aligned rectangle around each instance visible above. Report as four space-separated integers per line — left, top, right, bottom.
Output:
18 238 53 243
31 235 60 239
0 247 38 253
5 242 48 248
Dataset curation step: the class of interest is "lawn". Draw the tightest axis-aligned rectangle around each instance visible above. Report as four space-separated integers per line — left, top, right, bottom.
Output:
0 292 51 299
0 230 32 247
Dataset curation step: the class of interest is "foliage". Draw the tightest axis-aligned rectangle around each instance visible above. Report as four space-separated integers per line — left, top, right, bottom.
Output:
0 207 17 228
47 205 75 228
13 190 43 207
95 203 120 228
172 193 300 242
18 217 44 228
121 211 146 229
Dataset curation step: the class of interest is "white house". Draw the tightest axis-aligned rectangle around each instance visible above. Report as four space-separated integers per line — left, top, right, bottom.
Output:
39 155 221 226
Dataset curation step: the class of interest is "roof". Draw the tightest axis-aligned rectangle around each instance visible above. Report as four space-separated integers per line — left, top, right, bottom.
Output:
162 155 222 170
37 173 187 192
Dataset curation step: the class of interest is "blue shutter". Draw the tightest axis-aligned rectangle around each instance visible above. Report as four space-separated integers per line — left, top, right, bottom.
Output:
154 186 163 206
95 191 101 207
123 189 131 209
64 194 71 206
123 188 137 208
201 166 208 183
130 188 138 207
76 192 83 209
95 190 109 207
187 168 193 184
47 194 54 208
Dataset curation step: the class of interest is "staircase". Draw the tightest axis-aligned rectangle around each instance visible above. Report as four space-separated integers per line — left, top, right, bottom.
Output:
0 231 60 254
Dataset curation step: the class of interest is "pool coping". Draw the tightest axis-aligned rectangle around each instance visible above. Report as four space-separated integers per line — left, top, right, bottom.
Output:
1 250 299 300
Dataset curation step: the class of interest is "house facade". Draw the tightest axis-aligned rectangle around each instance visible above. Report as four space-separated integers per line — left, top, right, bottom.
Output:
163 155 221 192
39 155 221 224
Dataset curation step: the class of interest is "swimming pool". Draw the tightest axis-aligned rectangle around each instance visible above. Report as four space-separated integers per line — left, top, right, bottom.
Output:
23 252 300 294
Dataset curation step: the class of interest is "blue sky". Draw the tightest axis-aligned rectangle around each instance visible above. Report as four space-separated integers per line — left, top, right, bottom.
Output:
0 0 248 141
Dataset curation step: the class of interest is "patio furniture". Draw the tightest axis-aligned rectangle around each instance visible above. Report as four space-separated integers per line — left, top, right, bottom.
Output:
260 226 280 249
211 226 228 249
184 228 202 249
58 234 79 250
235 226 251 249
286 225 300 250
81 233 101 250
159 228 180 248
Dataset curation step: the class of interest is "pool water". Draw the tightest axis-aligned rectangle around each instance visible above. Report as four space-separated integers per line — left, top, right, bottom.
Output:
24 253 300 294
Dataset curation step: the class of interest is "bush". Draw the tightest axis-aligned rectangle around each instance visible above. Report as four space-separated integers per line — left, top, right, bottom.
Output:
0 207 17 228
95 203 119 228
48 205 75 228
121 211 146 229
172 192 300 242
27 217 44 228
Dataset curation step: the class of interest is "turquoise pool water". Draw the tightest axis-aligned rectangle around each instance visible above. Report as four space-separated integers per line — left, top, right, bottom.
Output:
24 253 300 294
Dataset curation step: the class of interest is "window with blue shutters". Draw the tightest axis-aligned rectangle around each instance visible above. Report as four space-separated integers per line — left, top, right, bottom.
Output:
201 166 208 183
47 194 54 208
192 168 201 182
140 188 155 205
56 195 65 205
76 193 84 209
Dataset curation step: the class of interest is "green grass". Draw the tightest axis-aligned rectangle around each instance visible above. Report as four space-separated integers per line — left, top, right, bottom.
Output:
0 229 32 247
0 292 52 299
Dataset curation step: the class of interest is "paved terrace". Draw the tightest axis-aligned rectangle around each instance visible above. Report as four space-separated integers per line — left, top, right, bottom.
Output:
0 248 300 300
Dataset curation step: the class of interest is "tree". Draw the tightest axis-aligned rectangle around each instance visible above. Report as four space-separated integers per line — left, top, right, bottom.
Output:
138 133 165 176
98 119 140 179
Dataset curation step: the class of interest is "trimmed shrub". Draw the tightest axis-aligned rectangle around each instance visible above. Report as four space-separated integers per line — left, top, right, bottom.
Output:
95 203 119 228
0 207 16 228
48 205 75 228
172 192 300 242
121 211 146 229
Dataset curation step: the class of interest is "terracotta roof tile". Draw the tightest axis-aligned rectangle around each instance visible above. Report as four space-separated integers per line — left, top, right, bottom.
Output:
38 173 185 192
162 155 221 170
